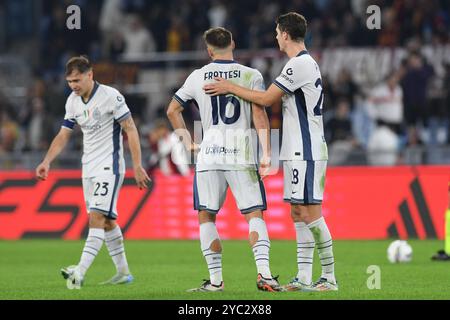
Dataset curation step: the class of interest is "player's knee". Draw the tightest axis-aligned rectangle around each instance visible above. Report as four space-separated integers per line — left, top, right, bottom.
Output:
290 205 303 221
244 210 263 222
248 217 269 247
302 205 322 224
104 219 117 231
249 231 259 246
198 211 216 224
210 238 222 253
89 211 106 228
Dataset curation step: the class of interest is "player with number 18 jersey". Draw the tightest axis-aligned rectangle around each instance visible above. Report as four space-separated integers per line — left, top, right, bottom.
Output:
272 50 328 204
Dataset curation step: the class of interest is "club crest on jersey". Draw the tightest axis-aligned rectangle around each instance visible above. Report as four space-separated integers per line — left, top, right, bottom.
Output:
92 108 101 120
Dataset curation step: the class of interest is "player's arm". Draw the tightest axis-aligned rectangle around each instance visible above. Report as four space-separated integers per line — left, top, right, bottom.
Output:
119 116 151 189
36 127 72 180
252 103 271 179
203 79 284 107
166 99 199 152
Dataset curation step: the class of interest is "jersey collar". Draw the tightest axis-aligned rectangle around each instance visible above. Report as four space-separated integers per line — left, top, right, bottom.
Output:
296 50 309 57
212 59 236 64
81 81 100 105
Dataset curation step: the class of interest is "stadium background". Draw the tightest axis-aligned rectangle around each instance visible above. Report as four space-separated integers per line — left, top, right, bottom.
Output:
1 0 450 301
0 0 449 241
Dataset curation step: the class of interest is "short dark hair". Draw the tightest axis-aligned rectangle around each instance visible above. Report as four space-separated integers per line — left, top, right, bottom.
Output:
276 12 307 42
203 27 232 49
65 55 92 76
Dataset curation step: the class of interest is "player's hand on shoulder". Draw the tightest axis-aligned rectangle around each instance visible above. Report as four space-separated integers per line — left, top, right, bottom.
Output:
203 77 231 96
134 165 151 190
36 162 50 181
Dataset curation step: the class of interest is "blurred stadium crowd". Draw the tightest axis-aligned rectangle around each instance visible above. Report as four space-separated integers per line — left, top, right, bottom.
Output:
0 0 449 169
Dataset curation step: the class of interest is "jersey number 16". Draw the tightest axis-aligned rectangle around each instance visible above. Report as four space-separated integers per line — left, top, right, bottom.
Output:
211 95 241 125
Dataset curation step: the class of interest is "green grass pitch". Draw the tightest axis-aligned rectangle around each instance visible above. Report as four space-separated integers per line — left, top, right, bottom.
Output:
0 240 449 300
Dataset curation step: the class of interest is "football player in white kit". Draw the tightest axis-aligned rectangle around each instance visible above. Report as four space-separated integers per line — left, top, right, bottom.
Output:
204 13 338 292
167 27 283 292
36 56 151 289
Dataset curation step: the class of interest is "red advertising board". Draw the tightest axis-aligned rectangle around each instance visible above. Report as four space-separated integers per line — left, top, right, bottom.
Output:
0 166 448 240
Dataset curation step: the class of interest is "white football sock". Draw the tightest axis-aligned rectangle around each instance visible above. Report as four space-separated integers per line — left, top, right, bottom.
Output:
105 226 130 275
78 228 104 277
295 222 315 285
249 217 272 278
200 222 222 285
307 217 336 283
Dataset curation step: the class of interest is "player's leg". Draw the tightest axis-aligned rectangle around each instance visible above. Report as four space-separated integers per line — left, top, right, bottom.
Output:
227 170 282 291
300 160 337 291
244 210 283 292
280 161 314 290
187 171 225 292
79 211 107 277
62 210 107 289
94 174 132 285
245 210 271 279
61 177 104 289
301 204 337 291
199 211 223 289
289 204 315 289
100 218 133 285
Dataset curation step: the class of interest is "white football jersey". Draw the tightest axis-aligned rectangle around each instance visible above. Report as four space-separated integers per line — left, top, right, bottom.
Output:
174 60 265 171
273 50 328 161
62 82 131 178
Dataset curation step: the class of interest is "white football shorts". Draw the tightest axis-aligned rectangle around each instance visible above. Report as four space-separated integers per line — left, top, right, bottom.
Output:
82 174 124 219
194 170 267 214
283 160 327 204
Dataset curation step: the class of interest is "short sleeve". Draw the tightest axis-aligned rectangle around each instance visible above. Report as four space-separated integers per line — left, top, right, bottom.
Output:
113 92 131 122
273 58 308 94
62 97 76 130
252 71 266 92
173 71 197 108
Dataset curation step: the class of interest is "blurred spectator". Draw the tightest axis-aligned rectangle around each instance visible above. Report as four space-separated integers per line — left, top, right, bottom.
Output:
122 15 156 59
0 110 19 153
367 125 399 166
400 52 434 128
326 99 353 144
378 7 400 46
166 16 190 52
445 63 450 144
333 69 359 109
26 97 54 151
208 0 228 27
147 119 190 176
424 62 449 146
367 72 404 135
326 99 358 165
349 94 376 149
99 0 125 59
106 31 126 60
400 126 425 165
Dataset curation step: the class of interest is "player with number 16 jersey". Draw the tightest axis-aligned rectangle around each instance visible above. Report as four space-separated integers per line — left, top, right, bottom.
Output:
167 27 282 292
174 61 264 172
